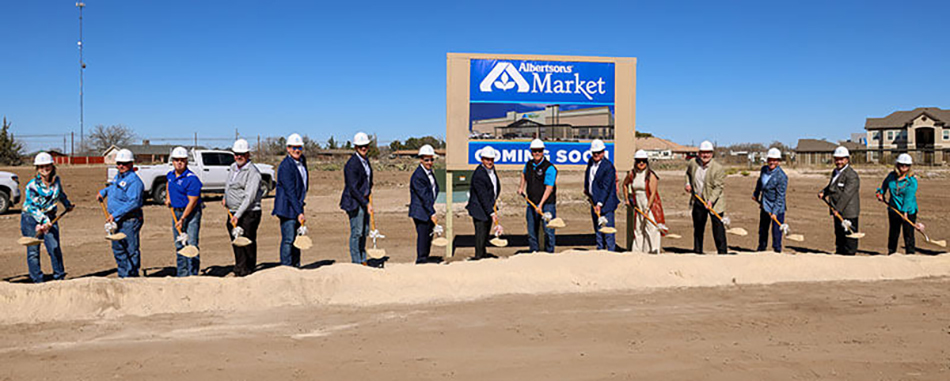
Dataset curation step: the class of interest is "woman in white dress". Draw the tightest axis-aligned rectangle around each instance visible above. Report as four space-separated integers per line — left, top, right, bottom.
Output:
622 150 665 253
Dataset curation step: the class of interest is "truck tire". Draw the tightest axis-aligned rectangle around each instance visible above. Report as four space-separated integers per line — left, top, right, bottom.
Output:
0 190 9 214
152 182 167 205
261 176 273 196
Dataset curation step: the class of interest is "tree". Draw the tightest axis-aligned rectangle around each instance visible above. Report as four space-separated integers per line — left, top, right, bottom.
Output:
327 136 338 150
343 141 352 150
389 136 445 152
89 124 135 152
635 131 654 138
0 117 24 165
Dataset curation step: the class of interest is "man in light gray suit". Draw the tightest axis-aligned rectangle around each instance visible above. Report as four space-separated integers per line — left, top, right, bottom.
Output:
818 146 860 255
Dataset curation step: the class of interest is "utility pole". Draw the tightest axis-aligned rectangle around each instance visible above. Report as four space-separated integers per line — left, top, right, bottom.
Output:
76 2 86 152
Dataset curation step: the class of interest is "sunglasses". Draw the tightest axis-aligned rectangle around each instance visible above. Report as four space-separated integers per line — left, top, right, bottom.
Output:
531 149 544 153
116 162 133 166
288 146 303 151
422 158 434 163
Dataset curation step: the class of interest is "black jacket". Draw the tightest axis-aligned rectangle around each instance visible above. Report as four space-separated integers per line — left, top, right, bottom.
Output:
466 165 500 221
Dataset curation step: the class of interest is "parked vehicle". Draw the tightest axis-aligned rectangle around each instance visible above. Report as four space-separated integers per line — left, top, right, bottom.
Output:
0 171 21 214
107 149 275 204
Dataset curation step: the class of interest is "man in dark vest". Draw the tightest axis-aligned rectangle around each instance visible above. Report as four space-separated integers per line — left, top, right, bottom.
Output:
518 139 557 253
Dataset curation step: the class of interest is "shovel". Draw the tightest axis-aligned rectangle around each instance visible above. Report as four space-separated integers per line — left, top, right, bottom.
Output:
98 200 127 241
693 193 748 236
633 206 681 239
367 195 387 259
769 213 804 242
225 209 252 247
489 202 508 247
169 207 199 258
821 198 865 239
879 199 946 248
18 208 72 246
431 216 448 247
521 193 566 228
586 197 617 234
293 220 313 250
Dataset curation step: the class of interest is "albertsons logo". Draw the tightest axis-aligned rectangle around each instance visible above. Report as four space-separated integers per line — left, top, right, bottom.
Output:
477 61 608 101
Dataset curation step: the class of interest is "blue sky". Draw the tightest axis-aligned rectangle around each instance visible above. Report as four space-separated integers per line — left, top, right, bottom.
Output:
2 0 948 151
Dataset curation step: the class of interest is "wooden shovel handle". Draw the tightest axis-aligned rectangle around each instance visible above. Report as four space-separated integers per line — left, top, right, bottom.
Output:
693 193 724 222
879 199 921 232
521 193 543 215
769 213 782 226
98 199 110 218
633 206 658 228
368 195 377 231
168 207 184 234
586 196 602 219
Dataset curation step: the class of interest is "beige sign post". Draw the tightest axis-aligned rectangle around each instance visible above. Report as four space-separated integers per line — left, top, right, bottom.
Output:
445 53 636 258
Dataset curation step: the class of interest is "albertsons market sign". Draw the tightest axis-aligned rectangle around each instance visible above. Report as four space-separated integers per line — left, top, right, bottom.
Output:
470 59 615 105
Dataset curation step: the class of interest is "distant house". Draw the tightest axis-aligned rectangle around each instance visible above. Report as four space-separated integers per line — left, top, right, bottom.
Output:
312 149 354 161
22 150 69 165
634 136 698 160
391 149 447 158
794 139 838 165
103 141 205 165
865 107 949 164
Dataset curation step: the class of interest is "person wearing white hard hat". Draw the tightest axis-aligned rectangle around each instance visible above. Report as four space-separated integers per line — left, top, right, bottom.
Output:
409 144 440 264
876 153 918 254
467 146 501 260
274 133 309 267
224 139 264 276
752 148 788 252
340 132 376 265
622 149 665 253
164 147 203 277
97 148 145 278
518 139 558 253
20 152 74 283
584 139 618 251
685 140 728 254
818 146 860 255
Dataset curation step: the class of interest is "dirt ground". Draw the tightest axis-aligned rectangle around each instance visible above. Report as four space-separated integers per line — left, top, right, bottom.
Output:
2 165 949 281
1 277 948 380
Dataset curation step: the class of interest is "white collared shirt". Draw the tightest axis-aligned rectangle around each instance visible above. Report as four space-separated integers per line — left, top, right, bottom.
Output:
486 166 498 199
831 164 849 185
422 165 437 197
588 160 601 194
293 158 307 188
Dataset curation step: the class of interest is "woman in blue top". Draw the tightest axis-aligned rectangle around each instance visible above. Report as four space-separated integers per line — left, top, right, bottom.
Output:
20 152 74 283
875 153 918 254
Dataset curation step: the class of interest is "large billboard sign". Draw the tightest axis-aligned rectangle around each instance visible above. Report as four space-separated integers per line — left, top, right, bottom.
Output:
447 53 636 171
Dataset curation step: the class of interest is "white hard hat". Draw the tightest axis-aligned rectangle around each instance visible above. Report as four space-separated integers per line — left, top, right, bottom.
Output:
478 146 498 159
767 147 782 160
33 152 54 166
418 144 437 158
590 139 606 153
833 146 850 158
170 146 189 159
353 132 371 146
530 139 545 150
115 149 134 163
896 153 913 165
286 133 304 146
699 140 714 152
634 149 648 160
232 139 250 154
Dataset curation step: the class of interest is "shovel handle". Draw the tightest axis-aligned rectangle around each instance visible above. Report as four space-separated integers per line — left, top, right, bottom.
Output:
225 209 238 228
98 199 110 218
168 207 184 234
633 206 658 228
693 193 724 222
586 196 603 219
521 193 543 215
368 194 377 231
769 213 782 227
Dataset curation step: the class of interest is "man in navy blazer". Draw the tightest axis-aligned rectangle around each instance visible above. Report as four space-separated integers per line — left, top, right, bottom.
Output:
466 146 500 260
273 133 308 267
409 145 440 264
340 132 374 265
753 148 789 252
584 139 618 251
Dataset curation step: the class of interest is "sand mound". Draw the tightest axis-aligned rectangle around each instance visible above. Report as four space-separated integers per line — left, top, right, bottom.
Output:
1 251 948 324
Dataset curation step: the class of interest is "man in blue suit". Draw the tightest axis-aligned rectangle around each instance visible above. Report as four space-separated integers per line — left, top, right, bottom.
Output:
409 145 440 264
273 133 308 267
340 132 374 265
753 148 788 252
466 146 500 260
584 139 618 251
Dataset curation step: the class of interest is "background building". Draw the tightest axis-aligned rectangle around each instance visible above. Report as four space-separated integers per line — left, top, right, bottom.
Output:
865 107 948 165
471 105 614 140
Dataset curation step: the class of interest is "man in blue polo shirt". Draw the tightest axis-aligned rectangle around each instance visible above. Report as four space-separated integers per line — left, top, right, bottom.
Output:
165 147 203 276
518 139 558 253
97 148 145 278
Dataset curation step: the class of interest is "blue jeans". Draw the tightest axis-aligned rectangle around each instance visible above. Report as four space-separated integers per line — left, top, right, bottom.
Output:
20 212 66 283
347 206 369 264
173 207 201 277
279 217 301 267
113 214 143 278
526 204 556 253
590 208 616 251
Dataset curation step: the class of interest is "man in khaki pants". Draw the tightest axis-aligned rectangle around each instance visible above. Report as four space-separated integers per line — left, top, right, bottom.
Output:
685 141 727 254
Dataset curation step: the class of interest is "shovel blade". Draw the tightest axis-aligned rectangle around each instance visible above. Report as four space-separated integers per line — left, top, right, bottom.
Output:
293 235 313 250
928 239 947 248
177 245 200 258
232 236 253 247
105 233 127 241
17 237 43 246
432 237 449 247
599 227 618 234
727 227 748 236
367 248 387 259
546 218 566 228
490 238 508 247
664 233 682 239
786 234 805 242
847 232 865 239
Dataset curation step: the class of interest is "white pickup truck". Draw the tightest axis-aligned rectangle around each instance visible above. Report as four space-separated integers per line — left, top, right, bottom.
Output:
0 171 21 214
107 149 275 204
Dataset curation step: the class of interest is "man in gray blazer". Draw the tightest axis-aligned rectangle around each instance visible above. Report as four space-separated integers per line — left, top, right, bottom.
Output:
818 146 860 255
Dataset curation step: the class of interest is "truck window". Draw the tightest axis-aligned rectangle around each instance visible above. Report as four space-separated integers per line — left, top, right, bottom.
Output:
202 152 234 167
